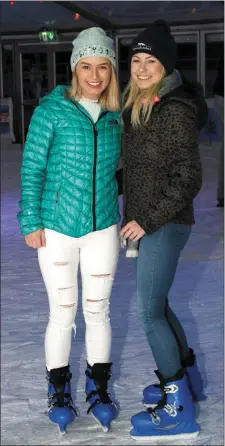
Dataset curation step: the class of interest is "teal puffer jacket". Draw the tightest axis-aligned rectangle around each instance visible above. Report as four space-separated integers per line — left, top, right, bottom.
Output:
18 86 122 237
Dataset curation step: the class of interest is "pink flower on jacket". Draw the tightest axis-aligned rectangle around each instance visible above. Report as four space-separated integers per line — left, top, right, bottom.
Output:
154 96 160 103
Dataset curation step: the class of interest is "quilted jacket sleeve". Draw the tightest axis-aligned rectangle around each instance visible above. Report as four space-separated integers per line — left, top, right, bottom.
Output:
137 101 202 233
17 105 54 235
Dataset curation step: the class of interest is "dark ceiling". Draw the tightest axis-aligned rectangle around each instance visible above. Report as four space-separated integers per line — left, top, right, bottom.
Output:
0 1 224 34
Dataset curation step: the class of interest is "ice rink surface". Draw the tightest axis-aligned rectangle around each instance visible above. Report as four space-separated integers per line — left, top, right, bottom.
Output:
1 142 223 445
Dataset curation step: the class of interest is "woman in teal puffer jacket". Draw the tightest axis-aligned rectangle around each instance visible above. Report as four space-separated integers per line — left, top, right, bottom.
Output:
17 27 122 434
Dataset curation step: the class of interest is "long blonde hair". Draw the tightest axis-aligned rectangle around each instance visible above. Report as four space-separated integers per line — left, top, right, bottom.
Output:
123 68 165 127
67 63 120 112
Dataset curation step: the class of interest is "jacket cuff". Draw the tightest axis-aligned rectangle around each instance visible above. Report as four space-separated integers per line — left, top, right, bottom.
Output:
20 223 44 236
136 217 158 235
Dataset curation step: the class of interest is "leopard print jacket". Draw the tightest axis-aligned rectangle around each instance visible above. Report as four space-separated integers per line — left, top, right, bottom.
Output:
122 83 206 234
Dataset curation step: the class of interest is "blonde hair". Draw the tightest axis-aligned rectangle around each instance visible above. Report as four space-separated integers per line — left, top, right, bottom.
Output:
67 63 120 112
123 67 166 127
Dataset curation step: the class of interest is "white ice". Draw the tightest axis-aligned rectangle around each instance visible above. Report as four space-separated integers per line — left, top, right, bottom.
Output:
1 142 224 445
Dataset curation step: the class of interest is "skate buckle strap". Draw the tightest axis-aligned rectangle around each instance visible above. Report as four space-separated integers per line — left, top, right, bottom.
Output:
86 387 113 414
48 392 77 415
148 402 183 424
147 387 183 422
85 367 113 414
164 384 179 394
148 408 161 424
47 371 72 383
86 395 116 415
164 402 179 417
48 391 71 405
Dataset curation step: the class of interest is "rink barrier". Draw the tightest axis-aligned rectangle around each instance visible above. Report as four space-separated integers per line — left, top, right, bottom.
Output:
0 97 16 148
199 98 222 144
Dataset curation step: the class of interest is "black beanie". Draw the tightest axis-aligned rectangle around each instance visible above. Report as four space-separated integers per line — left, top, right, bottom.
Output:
129 20 177 75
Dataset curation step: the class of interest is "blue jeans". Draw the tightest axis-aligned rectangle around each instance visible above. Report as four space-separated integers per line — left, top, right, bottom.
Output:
136 223 191 379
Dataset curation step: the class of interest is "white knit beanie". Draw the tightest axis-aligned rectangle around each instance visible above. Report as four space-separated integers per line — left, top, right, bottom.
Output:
70 27 116 72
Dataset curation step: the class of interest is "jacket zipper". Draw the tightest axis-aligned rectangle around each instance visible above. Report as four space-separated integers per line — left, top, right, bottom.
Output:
69 101 107 231
93 127 98 231
124 134 128 219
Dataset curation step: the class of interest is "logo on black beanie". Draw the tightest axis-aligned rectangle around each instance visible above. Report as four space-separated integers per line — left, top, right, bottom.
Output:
132 42 152 52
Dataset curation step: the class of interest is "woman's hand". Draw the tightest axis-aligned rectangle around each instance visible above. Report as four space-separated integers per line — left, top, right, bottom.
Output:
120 220 145 241
25 229 46 249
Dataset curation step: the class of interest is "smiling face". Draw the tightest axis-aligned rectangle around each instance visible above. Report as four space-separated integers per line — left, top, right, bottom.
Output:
131 52 164 90
76 56 112 100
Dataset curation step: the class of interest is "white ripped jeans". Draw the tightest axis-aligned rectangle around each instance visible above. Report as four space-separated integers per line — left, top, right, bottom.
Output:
38 225 119 371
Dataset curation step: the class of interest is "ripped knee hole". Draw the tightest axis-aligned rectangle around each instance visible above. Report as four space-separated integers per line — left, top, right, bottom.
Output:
87 297 107 303
60 303 75 308
58 285 73 291
91 274 112 278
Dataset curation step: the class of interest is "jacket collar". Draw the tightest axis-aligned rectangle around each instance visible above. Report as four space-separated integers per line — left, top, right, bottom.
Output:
159 70 183 99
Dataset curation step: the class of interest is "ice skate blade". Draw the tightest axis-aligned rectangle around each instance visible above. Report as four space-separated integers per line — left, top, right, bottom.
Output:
91 413 110 433
143 403 157 409
130 430 199 442
58 424 67 435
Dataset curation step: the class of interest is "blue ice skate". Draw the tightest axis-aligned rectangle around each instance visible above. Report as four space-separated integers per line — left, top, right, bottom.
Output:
143 349 205 407
47 365 77 434
131 369 200 441
85 362 118 432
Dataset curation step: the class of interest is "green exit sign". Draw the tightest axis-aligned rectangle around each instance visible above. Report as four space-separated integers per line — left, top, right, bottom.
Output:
39 31 58 43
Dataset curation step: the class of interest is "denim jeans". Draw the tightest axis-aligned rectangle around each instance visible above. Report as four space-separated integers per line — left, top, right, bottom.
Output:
136 223 191 379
